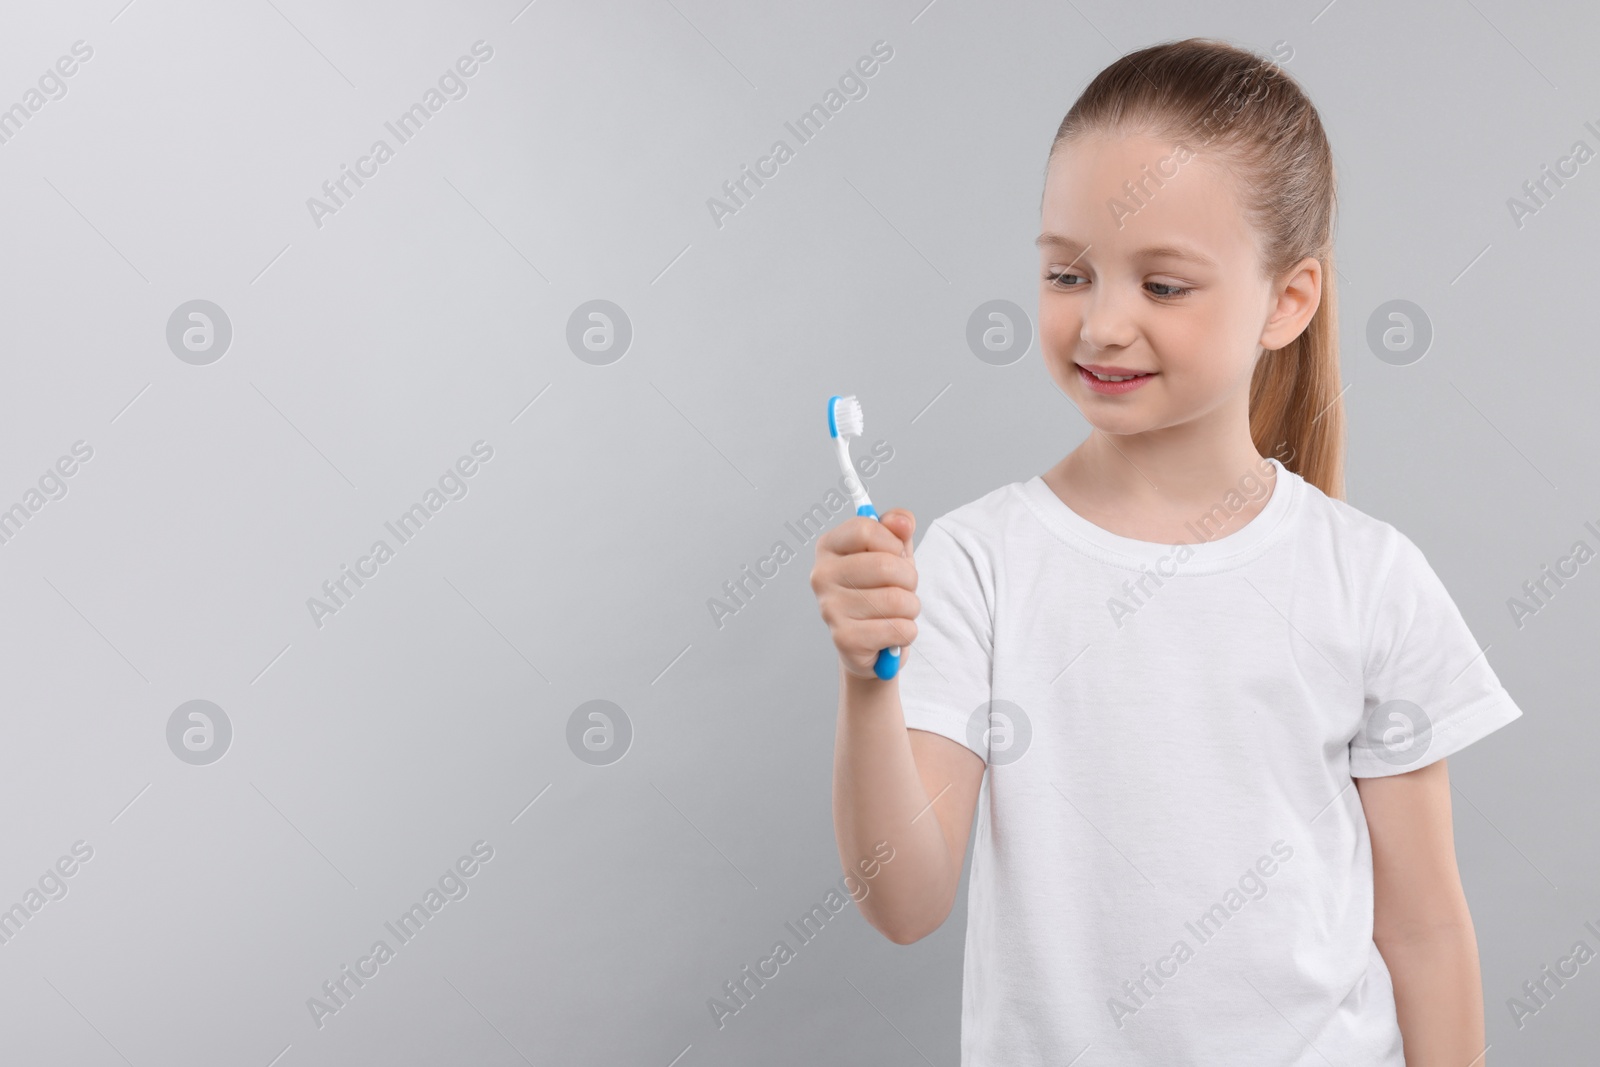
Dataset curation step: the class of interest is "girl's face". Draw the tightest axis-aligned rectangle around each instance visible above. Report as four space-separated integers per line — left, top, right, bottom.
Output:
1037 130 1306 439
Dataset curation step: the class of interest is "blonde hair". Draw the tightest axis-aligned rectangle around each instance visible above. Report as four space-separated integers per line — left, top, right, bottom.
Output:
1047 37 1346 500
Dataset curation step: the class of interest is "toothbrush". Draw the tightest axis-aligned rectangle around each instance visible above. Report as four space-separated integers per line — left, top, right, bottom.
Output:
827 394 900 681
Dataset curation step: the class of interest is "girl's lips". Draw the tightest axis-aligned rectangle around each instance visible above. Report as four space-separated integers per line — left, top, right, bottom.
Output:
1077 364 1156 395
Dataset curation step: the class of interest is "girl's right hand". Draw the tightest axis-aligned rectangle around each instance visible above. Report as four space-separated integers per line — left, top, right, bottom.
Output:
809 508 920 680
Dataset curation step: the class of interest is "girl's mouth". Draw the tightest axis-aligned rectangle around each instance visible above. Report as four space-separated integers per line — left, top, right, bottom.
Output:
1077 365 1156 395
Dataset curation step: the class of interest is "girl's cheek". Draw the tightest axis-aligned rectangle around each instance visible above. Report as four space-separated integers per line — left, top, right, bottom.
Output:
1038 313 1078 350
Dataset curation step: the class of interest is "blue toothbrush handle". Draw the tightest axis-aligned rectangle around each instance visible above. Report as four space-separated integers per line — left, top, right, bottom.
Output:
856 503 902 680
874 646 902 681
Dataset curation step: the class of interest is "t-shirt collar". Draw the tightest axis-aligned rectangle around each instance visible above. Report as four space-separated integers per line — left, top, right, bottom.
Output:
1017 456 1302 574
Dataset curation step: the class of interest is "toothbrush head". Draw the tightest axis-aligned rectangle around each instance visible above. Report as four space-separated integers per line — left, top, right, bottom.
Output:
828 394 864 439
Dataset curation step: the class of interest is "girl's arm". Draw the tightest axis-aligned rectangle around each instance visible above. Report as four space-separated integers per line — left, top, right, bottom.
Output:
831 665 985 944
1355 759 1489 1066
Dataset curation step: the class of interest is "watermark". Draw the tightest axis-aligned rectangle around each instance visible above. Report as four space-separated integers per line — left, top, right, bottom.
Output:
0 440 94 549
1104 443 1293 629
166 299 233 365
1365 299 1433 366
1103 142 1196 231
707 437 894 630
167 700 233 765
1506 519 1600 630
1506 916 1600 1030
706 40 894 229
0 840 95 947
1506 118 1600 230
306 41 495 230
966 698 1032 765
706 839 896 1029
566 299 633 365
967 299 1034 366
306 839 495 1029
0 40 94 147
1107 839 1295 1029
1102 42 1293 231
1190 46 1291 145
307 440 494 629
566 699 632 766
1358 699 1434 769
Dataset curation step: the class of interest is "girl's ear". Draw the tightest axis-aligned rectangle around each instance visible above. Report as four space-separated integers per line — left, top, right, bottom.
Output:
1260 256 1322 350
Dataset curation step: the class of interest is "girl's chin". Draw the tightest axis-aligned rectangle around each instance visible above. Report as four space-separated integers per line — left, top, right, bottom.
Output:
1073 396 1165 430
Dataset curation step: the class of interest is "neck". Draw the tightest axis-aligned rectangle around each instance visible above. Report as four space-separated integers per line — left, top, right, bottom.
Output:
1053 404 1281 529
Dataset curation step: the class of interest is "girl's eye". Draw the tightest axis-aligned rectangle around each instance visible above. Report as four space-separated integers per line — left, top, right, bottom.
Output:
1146 282 1192 299
1044 270 1192 300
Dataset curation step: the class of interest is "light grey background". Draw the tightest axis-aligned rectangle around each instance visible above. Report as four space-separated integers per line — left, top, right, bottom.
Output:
0 0 1591 1064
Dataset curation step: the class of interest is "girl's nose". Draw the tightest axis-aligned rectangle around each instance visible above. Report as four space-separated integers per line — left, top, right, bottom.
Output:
1078 288 1138 350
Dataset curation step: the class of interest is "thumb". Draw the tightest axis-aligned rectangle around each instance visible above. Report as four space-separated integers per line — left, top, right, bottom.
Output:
879 508 916 560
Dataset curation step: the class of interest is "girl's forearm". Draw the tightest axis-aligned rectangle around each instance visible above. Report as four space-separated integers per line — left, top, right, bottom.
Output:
1376 921 1488 1066
831 666 960 944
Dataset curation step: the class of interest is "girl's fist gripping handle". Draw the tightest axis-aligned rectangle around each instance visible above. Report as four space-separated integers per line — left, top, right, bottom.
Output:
855 502 902 680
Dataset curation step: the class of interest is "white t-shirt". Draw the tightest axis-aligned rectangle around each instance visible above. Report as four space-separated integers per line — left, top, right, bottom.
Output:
896 455 1523 1066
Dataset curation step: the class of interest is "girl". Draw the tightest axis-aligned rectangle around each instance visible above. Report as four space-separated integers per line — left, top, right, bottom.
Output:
811 38 1522 1066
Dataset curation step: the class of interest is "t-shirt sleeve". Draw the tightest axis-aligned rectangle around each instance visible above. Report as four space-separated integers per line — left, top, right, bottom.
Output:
1349 531 1524 778
896 517 994 764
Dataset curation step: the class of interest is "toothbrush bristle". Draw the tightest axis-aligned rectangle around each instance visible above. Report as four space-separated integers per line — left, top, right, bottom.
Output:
834 394 865 438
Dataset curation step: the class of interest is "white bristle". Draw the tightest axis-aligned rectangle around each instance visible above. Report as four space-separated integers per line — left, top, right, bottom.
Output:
834 395 865 438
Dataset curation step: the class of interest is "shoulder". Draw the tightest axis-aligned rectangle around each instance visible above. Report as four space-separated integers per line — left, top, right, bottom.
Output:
919 479 1032 549
1284 479 1459 682
1288 471 1420 580
911 480 1034 603
1290 478 1457 666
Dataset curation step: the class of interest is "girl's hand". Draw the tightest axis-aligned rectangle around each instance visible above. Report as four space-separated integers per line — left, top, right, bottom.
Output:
810 508 920 680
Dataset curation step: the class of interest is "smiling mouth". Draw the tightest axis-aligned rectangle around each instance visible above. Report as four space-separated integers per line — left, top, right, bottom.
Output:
1074 364 1157 394
1076 364 1156 382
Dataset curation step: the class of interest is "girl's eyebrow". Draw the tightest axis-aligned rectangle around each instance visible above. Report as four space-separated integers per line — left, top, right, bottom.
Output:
1034 232 1217 268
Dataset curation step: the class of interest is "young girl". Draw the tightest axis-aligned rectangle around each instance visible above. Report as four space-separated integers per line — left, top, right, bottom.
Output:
812 38 1523 1066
